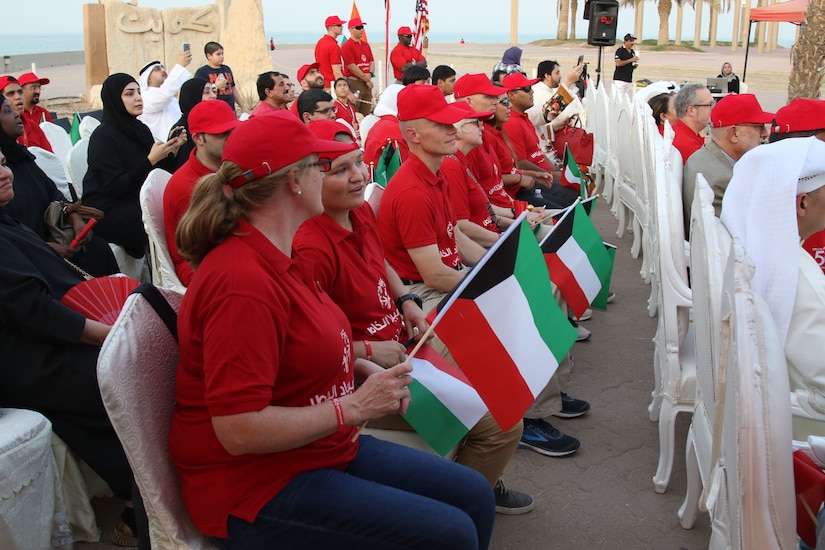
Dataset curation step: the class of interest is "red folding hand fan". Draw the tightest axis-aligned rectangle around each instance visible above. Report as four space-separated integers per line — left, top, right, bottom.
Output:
61 275 141 325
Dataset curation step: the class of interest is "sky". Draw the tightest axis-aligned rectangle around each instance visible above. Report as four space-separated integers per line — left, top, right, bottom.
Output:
7 0 799 46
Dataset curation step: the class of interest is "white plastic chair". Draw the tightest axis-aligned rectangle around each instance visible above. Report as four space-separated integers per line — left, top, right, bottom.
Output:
139 169 186 292
702 238 795 549
78 115 100 140
28 146 73 199
650 122 695 493
66 138 90 196
97 287 215 549
679 174 732 529
39 121 72 177
359 114 379 145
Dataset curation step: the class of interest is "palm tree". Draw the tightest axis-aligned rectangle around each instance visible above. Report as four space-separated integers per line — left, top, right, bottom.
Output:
788 0 825 101
558 0 571 39
510 0 519 45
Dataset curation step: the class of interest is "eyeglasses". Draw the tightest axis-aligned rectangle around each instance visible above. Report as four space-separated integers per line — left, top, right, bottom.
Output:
353 25 364 30
314 106 339 115
691 103 713 108
309 158 332 172
498 97 510 106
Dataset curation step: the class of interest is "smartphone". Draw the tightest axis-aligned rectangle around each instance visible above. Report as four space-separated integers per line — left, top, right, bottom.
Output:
169 126 184 139
577 54 584 66
183 42 190 52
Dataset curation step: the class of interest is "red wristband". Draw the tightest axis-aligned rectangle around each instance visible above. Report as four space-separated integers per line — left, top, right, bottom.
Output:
332 398 346 433
363 340 372 361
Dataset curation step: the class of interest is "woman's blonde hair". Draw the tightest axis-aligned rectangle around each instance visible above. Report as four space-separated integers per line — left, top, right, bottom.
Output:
176 157 313 269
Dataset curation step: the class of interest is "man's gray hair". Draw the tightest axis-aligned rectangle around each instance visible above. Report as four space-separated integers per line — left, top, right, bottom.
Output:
674 83 708 119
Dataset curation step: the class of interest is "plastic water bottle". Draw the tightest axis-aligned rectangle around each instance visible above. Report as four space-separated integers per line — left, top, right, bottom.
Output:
52 511 74 548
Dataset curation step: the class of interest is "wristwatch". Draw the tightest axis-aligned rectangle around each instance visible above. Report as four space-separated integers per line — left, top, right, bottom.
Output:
395 293 423 312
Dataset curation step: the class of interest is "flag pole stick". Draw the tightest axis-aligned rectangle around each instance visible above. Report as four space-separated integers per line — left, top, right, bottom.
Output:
350 322 439 442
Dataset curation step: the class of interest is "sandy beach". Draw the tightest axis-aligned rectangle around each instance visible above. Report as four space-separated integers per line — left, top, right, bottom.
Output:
33 41 800 117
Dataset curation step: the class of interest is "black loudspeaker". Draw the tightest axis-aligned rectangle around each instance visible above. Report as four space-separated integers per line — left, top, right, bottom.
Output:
587 0 619 46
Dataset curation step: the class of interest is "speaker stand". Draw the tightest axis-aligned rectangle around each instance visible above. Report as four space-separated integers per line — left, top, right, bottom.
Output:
595 46 604 87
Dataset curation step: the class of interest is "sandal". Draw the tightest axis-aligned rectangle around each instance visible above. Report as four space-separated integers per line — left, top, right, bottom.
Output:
110 507 138 548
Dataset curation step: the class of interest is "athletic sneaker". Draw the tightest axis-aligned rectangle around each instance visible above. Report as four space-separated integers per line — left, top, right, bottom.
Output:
494 479 535 515
573 308 593 322
570 318 591 341
607 291 616 303
519 418 580 457
553 392 591 418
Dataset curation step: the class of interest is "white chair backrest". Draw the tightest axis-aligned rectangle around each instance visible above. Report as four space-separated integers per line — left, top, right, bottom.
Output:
78 115 100 140
359 114 379 145
97 288 215 549
66 138 90 196
39 122 72 175
28 146 73 199
712 239 795 549
138 169 185 292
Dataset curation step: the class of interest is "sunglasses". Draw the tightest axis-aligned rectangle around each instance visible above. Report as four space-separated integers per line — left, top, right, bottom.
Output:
516 86 532 93
353 25 364 30
498 97 510 106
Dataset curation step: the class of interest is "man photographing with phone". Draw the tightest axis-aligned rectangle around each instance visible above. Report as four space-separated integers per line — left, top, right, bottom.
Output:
138 48 193 141
525 59 585 159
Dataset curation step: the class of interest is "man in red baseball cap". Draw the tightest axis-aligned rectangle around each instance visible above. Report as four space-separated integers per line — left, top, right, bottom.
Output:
377 84 537 515
17 72 52 125
683 93 773 232
290 63 325 117
0 75 52 152
342 17 375 117
314 16 346 89
390 26 427 83
164 100 240 285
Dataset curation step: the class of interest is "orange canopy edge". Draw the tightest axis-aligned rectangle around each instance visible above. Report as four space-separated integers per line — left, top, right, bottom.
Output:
749 0 810 23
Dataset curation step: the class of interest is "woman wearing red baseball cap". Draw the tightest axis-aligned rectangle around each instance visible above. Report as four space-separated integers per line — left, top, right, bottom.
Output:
172 111 494 548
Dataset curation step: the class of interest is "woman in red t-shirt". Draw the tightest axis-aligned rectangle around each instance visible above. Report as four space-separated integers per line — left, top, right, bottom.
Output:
171 111 494 548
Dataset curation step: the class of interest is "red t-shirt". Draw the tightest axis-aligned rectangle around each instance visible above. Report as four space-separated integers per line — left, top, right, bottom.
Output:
442 151 498 234
502 110 551 171
251 100 285 117
294 205 404 342
363 115 409 170
170 220 358 537
334 99 359 134
672 119 704 164
377 154 462 280
341 39 374 77
163 149 214 286
482 124 520 200
466 139 513 209
22 105 52 124
803 229 825 276
314 34 343 87
18 116 52 152
389 44 425 80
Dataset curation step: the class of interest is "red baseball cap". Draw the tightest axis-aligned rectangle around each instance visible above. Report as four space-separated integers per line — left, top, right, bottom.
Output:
772 98 825 134
709 93 774 128
0 75 20 92
325 15 346 27
397 84 469 124
453 74 502 99
397 26 414 36
348 18 366 28
451 101 495 121
17 72 50 87
189 100 240 135
502 72 541 91
222 111 353 188
307 120 359 159
297 63 321 83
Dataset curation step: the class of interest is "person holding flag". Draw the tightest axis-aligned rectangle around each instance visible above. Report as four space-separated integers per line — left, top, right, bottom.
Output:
295 118 533 515
378 84 587 461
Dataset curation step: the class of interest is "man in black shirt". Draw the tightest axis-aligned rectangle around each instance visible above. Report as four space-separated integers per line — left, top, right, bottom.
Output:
613 33 639 101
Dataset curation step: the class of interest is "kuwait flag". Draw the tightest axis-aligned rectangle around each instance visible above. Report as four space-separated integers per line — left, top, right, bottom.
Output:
561 143 585 199
374 140 401 189
402 343 488 456
430 214 577 430
540 201 614 319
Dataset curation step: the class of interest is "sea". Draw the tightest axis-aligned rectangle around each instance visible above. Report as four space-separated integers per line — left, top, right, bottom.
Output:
0 27 794 57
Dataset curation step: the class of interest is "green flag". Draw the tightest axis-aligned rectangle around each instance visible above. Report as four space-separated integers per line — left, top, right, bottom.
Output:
70 113 81 145
374 141 401 189
592 242 616 310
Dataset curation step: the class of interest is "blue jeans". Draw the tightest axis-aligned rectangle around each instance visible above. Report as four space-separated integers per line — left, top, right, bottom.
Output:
209 435 495 549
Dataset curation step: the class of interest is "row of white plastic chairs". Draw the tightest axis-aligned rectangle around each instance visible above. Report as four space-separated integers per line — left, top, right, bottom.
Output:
31 116 100 200
581 82 810 547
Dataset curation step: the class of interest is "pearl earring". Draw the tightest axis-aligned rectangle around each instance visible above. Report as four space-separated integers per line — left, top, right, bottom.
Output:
296 188 302 195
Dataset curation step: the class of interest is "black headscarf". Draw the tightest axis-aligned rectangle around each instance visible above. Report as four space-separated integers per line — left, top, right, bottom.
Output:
0 96 35 165
100 73 155 149
179 77 209 117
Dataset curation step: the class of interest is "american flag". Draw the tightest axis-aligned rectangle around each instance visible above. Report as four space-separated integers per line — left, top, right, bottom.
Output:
412 0 429 51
